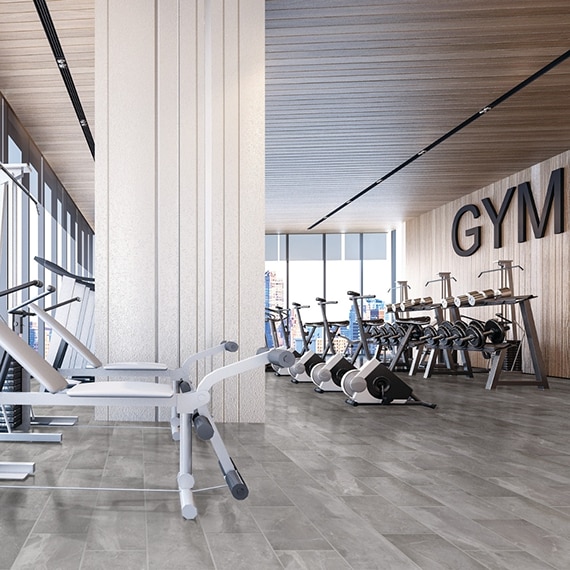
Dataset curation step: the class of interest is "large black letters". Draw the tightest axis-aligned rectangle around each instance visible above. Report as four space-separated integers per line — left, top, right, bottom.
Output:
451 167 565 256
482 187 516 249
452 204 481 257
518 168 564 242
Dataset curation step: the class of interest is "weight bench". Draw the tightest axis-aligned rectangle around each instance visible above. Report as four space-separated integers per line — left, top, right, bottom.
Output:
0 320 294 518
4 302 238 441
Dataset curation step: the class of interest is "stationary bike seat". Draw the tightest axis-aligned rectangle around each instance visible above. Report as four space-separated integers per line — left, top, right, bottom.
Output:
394 316 431 326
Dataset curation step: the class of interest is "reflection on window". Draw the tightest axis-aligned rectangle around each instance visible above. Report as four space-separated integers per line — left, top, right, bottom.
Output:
264 232 393 349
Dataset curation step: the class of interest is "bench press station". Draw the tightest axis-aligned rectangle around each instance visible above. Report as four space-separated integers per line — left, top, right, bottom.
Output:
0 320 294 518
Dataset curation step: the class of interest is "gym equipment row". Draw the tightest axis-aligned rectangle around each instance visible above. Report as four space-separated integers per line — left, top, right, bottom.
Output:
267 260 547 393
267 292 436 408
387 265 548 390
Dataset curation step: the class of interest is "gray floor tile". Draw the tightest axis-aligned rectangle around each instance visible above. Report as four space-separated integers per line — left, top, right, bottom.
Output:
2 373 570 569
80 550 147 570
385 534 489 570
10 533 86 570
276 550 351 569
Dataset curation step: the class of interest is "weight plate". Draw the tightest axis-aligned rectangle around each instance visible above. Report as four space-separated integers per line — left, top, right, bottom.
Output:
438 321 455 348
484 319 505 344
466 324 485 349
422 325 438 348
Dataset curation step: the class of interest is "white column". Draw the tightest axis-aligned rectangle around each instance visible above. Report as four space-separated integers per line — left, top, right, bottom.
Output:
95 0 265 422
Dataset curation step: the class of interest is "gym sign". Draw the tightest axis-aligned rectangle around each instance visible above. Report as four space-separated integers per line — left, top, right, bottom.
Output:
451 167 564 257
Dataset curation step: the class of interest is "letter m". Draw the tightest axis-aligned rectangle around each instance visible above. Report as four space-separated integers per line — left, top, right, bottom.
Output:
518 168 564 243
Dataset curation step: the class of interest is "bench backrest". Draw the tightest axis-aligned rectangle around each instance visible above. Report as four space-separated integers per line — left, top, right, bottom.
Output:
0 320 69 393
29 303 102 368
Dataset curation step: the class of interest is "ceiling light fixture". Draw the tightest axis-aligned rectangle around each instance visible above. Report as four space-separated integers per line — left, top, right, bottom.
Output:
33 0 95 159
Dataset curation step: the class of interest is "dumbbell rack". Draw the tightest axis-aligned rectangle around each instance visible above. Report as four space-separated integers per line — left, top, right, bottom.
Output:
463 294 547 389
392 294 547 390
392 272 474 379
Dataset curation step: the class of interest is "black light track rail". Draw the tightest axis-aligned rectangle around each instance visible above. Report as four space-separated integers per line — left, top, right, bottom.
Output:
33 0 95 159
307 49 570 231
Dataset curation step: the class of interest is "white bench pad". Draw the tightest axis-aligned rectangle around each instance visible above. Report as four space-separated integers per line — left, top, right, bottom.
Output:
67 381 174 398
103 362 169 371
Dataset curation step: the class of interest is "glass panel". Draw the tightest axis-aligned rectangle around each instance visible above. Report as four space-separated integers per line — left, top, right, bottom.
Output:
363 233 387 260
264 232 396 354
325 234 341 260
265 235 287 346
289 234 322 260
7 137 23 308
325 235 360 351
265 234 286 261
57 197 63 267
362 232 391 318
344 233 360 260
67 211 73 272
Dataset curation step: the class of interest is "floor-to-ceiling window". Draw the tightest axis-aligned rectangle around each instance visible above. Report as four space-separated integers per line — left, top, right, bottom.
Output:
265 232 392 348
0 95 94 356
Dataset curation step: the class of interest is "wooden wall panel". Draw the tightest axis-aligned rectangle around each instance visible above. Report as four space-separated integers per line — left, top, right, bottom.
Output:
404 150 570 378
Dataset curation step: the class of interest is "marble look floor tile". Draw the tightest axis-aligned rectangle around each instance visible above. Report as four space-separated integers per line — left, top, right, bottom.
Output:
244 474 297 507
0 513 37 569
85 508 147 551
10 533 86 570
67 450 108 470
401 506 518 551
385 533 489 570
206 533 283 570
467 548 558 570
103 454 144 479
485 475 570 507
343 495 433 534
194 494 260 533
358 476 443 506
479 518 570 570
413 484 518 521
146 512 214 570
490 495 570 536
427 469 520 498
80 549 147 570
276 549 351 569
249 506 332 551
278 484 420 569
3 375 570 569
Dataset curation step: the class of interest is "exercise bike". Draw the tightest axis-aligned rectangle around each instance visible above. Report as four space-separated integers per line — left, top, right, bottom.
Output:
311 291 381 392
341 358 436 408
290 297 348 386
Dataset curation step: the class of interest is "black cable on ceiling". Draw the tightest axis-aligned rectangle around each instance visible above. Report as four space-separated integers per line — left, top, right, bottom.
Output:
33 0 95 159
307 49 570 231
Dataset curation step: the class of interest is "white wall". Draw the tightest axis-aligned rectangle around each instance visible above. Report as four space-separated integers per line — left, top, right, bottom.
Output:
94 0 266 421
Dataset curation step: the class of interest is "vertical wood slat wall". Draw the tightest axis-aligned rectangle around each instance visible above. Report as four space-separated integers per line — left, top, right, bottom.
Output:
95 0 266 422
404 150 570 379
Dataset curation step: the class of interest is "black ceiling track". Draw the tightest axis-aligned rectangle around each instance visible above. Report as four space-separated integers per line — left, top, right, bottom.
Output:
308 49 570 230
33 0 95 159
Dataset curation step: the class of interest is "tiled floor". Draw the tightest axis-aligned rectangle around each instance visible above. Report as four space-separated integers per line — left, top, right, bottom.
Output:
1 369 570 569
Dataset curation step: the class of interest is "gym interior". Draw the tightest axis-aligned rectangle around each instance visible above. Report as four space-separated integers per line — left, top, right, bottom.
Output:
1 2 570 569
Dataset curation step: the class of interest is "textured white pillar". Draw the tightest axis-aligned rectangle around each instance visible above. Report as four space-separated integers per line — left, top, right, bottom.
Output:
95 0 265 421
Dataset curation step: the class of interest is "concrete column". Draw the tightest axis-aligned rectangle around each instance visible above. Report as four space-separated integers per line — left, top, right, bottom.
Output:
95 0 265 421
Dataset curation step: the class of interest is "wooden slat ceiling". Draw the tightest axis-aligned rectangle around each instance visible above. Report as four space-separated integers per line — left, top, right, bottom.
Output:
1 1 570 234
266 0 570 233
0 0 94 226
